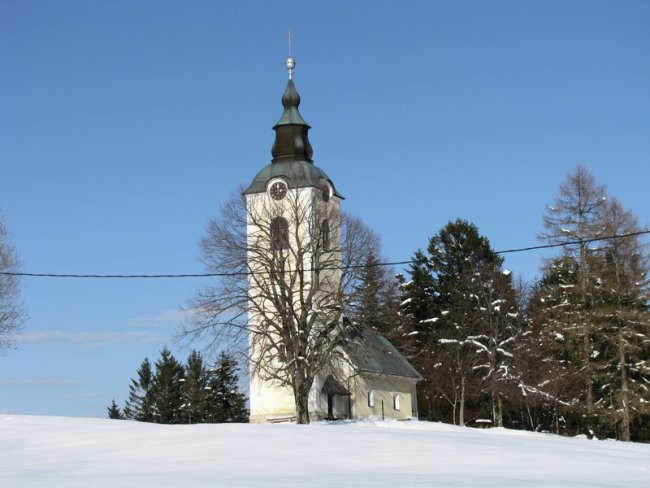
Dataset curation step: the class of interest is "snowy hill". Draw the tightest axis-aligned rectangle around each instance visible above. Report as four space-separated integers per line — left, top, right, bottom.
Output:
1 415 648 487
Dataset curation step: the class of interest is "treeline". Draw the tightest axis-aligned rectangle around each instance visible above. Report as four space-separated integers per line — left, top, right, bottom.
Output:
108 347 248 424
348 166 649 441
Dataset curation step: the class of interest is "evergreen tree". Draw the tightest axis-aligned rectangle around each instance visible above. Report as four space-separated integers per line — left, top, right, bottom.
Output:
396 251 438 420
519 257 585 434
123 358 155 422
347 251 402 336
427 219 505 426
180 350 209 424
115 348 249 425
205 353 249 423
400 250 437 346
152 347 185 424
400 219 518 425
348 252 385 329
467 267 522 427
107 399 124 420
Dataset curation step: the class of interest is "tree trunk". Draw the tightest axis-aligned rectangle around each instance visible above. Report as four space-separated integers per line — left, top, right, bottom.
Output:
459 375 465 426
491 389 497 425
579 241 594 417
619 331 631 441
583 325 593 415
497 395 503 427
293 375 311 424
524 399 534 431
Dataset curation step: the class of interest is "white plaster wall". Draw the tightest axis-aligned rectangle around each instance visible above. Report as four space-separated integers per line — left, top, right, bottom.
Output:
351 375 419 420
246 184 342 422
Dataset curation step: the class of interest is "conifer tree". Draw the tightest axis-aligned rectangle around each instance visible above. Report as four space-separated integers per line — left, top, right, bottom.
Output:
107 399 124 420
535 167 649 440
518 257 584 434
205 353 248 423
347 251 402 336
590 198 649 440
180 350 209 424
540 165 607 418
348 252 385 329
400 219 518 425
115 349 249 424
152 347 185 424
123 358 155 422
468 266 522 427
400 250 437 345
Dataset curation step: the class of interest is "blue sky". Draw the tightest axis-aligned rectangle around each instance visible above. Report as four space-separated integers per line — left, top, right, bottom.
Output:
1 1 648 418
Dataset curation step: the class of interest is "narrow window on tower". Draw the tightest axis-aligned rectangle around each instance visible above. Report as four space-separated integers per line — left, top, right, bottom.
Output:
270 217 289 250
321 220 330 251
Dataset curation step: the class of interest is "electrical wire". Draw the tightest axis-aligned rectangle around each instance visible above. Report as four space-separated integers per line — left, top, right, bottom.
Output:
1 229 648 279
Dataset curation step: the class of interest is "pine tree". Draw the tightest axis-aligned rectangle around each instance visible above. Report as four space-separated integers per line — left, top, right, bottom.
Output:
152 347 185 424
107 399 124 420
123 358 155 422
205 353 248 423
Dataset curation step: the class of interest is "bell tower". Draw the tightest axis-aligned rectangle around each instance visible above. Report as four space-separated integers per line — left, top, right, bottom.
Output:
243 56 344 422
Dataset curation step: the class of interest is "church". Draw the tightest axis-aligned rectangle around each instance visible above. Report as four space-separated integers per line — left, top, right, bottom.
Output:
243 55 421 423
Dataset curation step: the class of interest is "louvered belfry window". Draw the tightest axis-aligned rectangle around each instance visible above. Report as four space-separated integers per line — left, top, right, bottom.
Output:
271 217 289 250
321 220 330 251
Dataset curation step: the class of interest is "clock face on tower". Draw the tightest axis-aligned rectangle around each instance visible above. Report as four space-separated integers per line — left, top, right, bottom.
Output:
269 181 287 200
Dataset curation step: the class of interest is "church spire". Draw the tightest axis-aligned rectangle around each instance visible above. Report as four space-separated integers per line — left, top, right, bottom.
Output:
271 56 314 163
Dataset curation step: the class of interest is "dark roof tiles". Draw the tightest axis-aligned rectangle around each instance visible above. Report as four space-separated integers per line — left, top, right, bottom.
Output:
343 327 422 380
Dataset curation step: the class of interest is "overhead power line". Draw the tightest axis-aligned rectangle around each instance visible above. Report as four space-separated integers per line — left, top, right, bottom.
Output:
2 230 648 280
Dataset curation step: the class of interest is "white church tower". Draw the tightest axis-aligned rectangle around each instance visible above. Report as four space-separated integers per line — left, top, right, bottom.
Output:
243 56 344 423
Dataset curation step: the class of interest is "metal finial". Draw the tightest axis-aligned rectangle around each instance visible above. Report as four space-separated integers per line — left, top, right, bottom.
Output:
285 28 295 80
285 56 295 80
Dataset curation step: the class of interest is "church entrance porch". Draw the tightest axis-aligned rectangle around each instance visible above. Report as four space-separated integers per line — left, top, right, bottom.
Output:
320 376 350 420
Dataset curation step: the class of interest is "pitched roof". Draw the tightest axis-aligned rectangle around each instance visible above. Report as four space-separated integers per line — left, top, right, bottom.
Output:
342 327 422 380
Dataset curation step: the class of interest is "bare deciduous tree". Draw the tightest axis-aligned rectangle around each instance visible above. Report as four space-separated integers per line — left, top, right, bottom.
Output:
0 213 26 353
540 165 608 416
594 197 649 441
182 189 379 424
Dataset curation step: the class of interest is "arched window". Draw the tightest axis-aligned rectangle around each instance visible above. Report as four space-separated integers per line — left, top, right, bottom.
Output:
321 219 330 251
270 217 289 250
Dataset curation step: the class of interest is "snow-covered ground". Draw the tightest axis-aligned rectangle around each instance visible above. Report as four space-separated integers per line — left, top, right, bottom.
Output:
1 415 648 487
